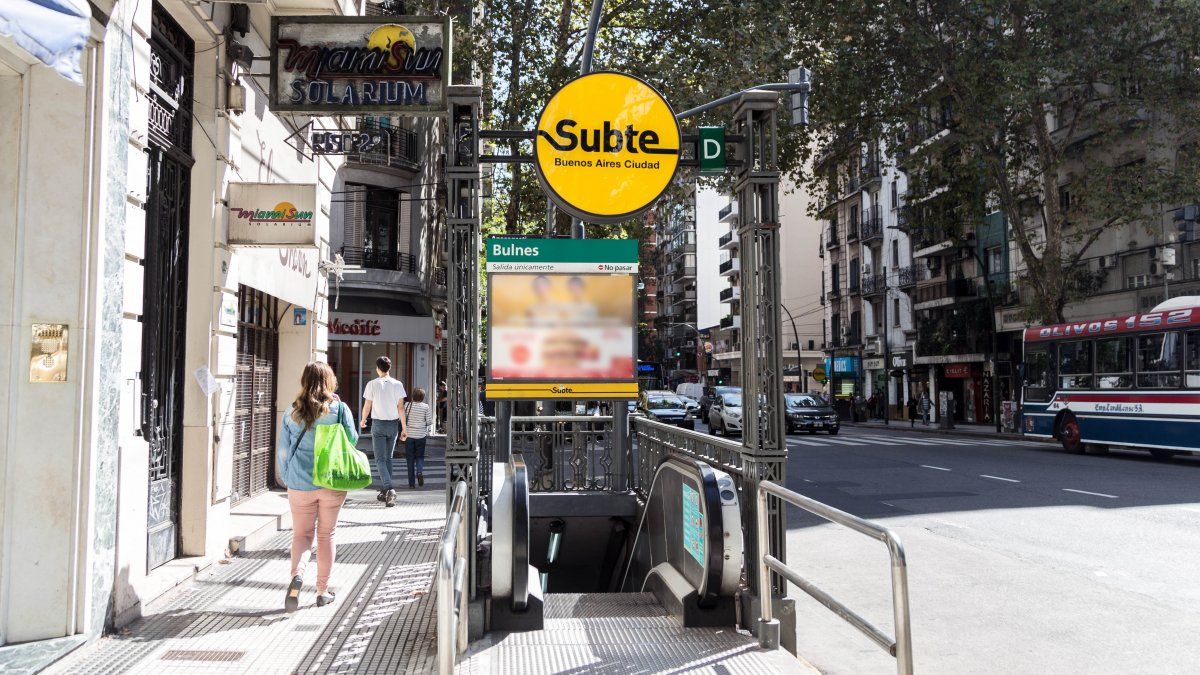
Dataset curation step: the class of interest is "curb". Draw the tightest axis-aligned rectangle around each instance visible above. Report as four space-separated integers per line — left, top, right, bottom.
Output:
839 421 1048 443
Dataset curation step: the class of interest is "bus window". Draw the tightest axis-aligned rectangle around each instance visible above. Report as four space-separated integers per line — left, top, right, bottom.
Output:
1187 331 1200 388
1058 340 1093 389
1024 344 1051 401
1136 332 1182 388
1095 337 1133 389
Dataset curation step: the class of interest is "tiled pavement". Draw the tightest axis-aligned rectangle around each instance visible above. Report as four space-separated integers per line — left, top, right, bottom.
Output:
50 488 447 675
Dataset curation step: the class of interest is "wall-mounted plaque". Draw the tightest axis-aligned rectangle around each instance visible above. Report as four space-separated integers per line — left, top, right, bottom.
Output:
30 323 68 382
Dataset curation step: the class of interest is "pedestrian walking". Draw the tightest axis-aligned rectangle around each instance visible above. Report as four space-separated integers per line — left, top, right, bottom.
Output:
436 381 448 433
277 362 358 611
919 391 932 425
907 395 918 428
403 388 434 488
360 356 408 507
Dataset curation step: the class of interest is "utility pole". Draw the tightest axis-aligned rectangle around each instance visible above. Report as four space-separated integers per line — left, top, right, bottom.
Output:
882 267 890 426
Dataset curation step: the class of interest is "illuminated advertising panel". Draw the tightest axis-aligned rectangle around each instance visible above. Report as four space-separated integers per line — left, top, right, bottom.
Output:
485 238 639 400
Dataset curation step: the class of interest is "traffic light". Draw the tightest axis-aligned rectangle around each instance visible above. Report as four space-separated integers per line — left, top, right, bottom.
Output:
1175 204 1198 242
674 350 682 357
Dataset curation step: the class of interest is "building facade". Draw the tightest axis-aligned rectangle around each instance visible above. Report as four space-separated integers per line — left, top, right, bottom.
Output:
653 186 699 388
0 1 451 667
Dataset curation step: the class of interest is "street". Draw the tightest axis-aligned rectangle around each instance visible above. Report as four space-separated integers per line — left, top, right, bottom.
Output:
774 428 1200 674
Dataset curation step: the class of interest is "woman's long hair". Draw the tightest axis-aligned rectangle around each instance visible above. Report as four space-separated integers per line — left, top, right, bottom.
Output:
292 361 338 429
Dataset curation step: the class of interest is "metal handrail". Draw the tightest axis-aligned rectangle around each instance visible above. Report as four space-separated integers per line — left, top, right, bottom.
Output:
755 480 913 675
509 455 530 611
437 479 470 675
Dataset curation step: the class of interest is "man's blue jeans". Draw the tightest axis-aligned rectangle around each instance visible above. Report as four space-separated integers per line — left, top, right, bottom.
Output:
371 419 399 490
404 437 427 487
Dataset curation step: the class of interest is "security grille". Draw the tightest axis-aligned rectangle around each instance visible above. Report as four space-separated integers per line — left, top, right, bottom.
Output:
232 286 279 504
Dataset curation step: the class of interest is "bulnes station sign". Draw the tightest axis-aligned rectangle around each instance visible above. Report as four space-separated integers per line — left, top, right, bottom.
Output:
270 16 450 113
534 72 681 222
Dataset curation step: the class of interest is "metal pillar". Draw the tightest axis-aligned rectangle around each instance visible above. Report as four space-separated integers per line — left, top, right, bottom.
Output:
446 86 483 595
734 90 789 598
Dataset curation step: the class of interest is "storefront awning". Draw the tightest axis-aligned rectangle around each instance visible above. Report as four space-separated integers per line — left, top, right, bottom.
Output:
0 0 91 84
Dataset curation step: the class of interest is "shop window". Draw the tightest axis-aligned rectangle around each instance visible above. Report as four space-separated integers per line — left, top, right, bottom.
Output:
1058 340 1093 389
1136 332 1181 388
1095 337 1132 388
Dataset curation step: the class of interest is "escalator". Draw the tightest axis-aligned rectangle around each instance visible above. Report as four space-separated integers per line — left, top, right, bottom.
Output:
468 453 812 672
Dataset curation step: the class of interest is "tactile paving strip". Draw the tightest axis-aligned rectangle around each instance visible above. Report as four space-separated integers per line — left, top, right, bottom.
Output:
47 490 445 675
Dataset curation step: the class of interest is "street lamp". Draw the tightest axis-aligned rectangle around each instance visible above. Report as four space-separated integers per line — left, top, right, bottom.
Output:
780 304 805 392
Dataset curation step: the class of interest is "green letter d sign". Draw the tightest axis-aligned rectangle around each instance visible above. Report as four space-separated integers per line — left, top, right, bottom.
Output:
698 126 725 176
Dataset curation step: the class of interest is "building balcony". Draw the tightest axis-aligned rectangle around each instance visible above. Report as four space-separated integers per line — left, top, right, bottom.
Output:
718 201 739 223
848 279 861 295
861 207 883 241
861 274 886 297
829 285 842 299
340 246 418 273
897 265 920 288
346 122 419 173
847 222 859 242
719 286 741 303
671 261 697 278
719 258 741 276
718 230 738 250
825 231 841 249
719 314 742 330
861 160 882 188
846 176 861 195
912 278 978 309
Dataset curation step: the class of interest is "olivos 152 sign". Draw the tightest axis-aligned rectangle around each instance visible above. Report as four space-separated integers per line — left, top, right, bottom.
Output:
228 182 318 248
270 16 450 114
534 72 681 223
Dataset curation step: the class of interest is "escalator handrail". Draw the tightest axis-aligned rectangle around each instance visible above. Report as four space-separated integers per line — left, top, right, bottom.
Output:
510 454 530 612
620 456 729 605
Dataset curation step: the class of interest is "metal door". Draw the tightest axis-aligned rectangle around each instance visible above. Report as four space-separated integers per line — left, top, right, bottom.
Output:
233 286 280 504
143 3 194 570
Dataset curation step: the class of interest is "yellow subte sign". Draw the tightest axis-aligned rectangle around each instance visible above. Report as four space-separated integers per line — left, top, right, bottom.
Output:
534 72 681 223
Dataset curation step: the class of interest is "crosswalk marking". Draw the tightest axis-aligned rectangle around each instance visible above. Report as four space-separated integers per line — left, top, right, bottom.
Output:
815 437 870 446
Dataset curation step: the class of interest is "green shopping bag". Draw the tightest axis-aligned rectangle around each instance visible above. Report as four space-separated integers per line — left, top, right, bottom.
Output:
312 403 372 491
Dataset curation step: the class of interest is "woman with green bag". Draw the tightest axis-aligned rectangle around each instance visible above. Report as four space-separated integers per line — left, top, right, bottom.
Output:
277 361 360 611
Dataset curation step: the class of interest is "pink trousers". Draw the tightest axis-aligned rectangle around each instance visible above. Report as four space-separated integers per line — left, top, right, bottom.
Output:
287 488 347 592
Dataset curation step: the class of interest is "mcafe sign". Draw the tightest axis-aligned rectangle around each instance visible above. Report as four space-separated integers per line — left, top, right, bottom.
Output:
270 16 450 114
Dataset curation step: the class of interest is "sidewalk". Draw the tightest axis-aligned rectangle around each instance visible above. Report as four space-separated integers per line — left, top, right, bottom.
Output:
842 418 1043 442
49 487 447 675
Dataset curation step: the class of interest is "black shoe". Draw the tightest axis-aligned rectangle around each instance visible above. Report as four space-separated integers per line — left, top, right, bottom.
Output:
376 490 386 502
417 473 424 487
385 489 396 507
316 590 336 607
285 574 303 612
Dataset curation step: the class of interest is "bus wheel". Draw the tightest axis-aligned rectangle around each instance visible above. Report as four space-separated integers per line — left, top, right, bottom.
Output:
1058 414 1084 454
1150 449 1178 460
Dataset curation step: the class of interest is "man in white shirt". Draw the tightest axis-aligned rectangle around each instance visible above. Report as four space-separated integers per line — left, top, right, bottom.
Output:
361 356 408 506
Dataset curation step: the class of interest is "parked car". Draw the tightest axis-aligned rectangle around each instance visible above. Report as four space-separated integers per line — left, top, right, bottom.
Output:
640 391 696 429
700 385 739 421
785 393 839 435
707 390 744 436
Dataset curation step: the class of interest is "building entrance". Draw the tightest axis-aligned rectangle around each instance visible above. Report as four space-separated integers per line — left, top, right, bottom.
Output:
143 2 194 570
233 286 280 504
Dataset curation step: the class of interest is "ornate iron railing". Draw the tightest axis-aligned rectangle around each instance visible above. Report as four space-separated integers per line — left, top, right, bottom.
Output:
631 416 745 498
508 415 620 492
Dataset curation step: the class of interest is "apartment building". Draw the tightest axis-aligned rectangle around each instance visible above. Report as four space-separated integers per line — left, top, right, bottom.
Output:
820 140 920 418
654 187 700 387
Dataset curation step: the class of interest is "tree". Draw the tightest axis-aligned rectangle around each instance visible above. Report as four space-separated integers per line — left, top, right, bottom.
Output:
799 0 1200 323
465 0 817 236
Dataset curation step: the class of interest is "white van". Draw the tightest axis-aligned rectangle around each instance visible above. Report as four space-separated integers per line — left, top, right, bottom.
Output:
675 382 704 403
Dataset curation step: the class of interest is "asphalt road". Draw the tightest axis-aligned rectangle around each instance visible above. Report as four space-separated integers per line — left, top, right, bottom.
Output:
766 426 1200 674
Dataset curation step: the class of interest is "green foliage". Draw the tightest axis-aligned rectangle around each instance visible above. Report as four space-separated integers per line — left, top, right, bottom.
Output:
464 0 818 236
799 0 1200 323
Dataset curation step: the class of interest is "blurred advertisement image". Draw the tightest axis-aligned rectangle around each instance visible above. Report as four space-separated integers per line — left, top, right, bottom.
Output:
490 274 635 381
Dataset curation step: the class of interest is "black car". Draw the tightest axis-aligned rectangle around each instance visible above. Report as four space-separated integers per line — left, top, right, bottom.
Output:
785 393 840 435
640 392 697 429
